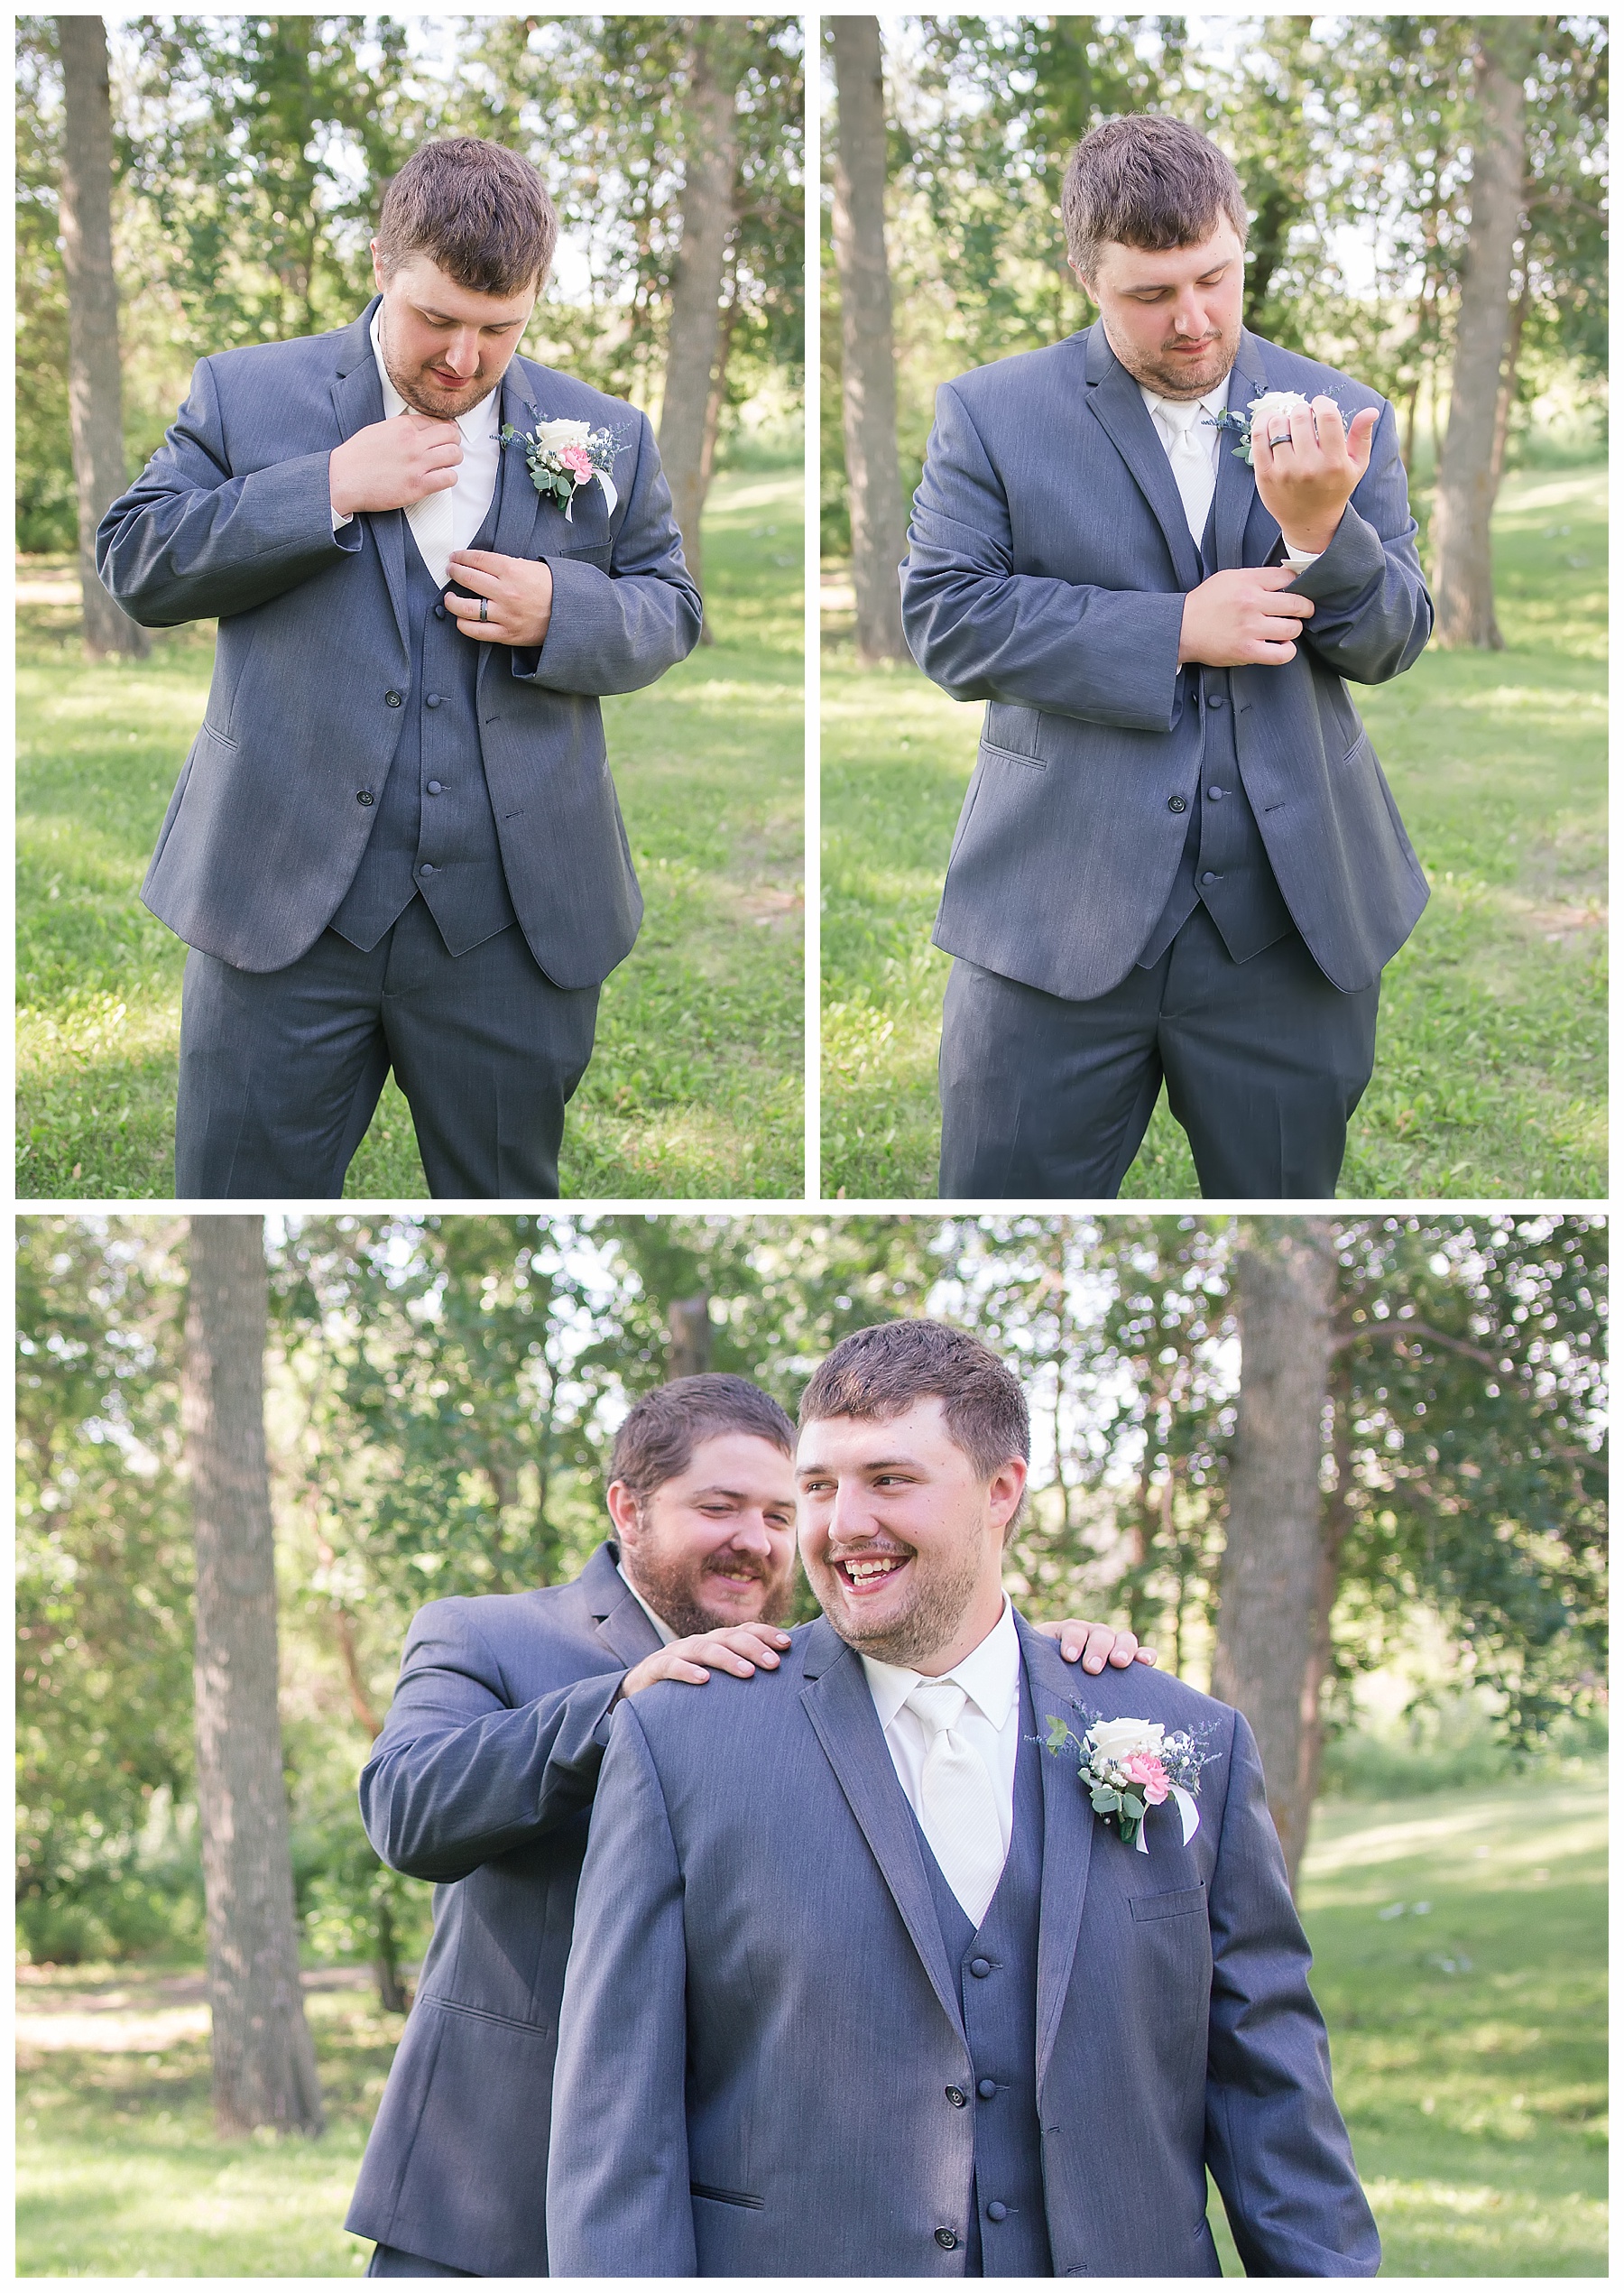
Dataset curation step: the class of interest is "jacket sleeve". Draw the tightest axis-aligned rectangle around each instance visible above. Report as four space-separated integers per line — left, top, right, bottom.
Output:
900 378 1187 731
357 1597 625 1883
516 410 705 696
1203 1709 1381 2276
1285 399 1433 682
547 1702 697 2275
95 355 360 627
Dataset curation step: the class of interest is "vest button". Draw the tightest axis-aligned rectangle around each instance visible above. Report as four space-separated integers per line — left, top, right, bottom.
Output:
427 781 444 796
384 689 402 707
433 605 448 621
1207 786 1224 801
1206 689 1227 707
945 2086 966 2108
1167 795 1187 814
426 693 442 708
934 2230 958 2251
978 2078 997 2100
355 791 374 807
419 864 436 879
987 2202 1009 2224
1201 871 1219 884
969 1956 992 1978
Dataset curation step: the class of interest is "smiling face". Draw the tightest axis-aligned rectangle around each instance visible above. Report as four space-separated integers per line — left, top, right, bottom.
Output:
1077 218 1245 400
371 246 539 420
796 1398 1026 1675
608 1430 798 1638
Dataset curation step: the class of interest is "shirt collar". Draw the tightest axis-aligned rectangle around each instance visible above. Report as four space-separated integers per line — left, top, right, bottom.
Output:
615 1559 678 1648
861 1595 1020 1733
368 305 501 442
1139 370 1233 430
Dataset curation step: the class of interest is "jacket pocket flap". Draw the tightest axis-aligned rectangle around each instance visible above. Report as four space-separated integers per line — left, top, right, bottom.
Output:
1129 1883 1206 1923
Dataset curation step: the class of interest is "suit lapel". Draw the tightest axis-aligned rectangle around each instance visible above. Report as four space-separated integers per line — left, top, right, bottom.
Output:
329 298 411 658
1016 1617 1097 2091
475 365 544 704
583 1539 664 1667
799 1621 967 2046
1218 330 1277 570
1083 321 1205 591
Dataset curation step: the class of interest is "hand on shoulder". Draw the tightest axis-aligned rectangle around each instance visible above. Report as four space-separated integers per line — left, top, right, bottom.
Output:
621 1622 793 1697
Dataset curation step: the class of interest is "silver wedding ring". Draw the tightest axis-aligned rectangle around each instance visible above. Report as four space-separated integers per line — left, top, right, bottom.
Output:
479 596 489 621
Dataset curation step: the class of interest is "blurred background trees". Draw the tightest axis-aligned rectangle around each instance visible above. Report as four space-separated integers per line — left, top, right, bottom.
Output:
820 14 1608 644
19 1212 1605 2000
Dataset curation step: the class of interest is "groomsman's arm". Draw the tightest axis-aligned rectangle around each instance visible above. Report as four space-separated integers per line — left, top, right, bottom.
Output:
1280 401 1433 682
1203 1711 1381 2276
97 356 357 626
359 1598 625 1883
514 411 705 695
900 378 1187 732
548 1704 697 2275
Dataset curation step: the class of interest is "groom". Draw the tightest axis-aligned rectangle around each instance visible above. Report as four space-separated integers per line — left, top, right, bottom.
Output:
548 1320 1379 2276
98 137 701 1197
901 114 1433 1198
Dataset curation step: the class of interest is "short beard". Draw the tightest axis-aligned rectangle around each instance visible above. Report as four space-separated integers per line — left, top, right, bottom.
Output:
377 310 497 421
1104 319 1239 402
623 1540 793 1641
817 1538 986 1670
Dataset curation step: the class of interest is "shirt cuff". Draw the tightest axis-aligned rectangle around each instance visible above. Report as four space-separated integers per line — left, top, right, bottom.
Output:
332 504 354 532
1283 541 1322 566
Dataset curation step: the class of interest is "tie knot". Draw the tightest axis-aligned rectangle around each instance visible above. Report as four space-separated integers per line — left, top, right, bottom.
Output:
905 1679 969 1736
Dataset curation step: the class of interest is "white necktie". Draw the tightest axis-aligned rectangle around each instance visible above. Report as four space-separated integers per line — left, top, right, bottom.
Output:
904 1679 1008 1926
1157 397 1216 544
405 458 457 592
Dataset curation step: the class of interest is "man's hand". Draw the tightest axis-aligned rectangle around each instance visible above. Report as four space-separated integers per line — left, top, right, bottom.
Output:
1033 1617 1158 1673
328 409 461 518
1178 565 1315 668
621 1622 792 1697
445 548 555 648
1252 393 1380 558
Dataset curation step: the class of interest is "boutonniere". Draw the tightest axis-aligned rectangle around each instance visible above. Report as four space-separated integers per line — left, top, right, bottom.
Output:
1208 389 1346 467
1044 1707 1218 1854
500 415 627 522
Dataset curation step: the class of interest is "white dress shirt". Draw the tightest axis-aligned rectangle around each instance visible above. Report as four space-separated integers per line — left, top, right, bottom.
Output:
329 310 504 587
1139 372 1320 566
616 1561 678 1648
861 1596 1022 1864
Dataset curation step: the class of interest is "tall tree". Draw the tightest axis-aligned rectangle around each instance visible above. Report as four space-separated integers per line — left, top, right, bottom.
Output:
1432 20 1536 648
658 16 745 612
184 1216 323 2137
830 16 908 661
55 15 146 659
1210 1220 1338 1891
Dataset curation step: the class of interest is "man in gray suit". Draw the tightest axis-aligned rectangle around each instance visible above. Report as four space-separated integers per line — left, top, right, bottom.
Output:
347 1369 1146 2276
98 137 702 1197
900 116 1432 1197
549 1322 1379 2277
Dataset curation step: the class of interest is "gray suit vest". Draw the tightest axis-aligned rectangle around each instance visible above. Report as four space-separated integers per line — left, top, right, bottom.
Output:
1136 496 1296 969
330 480 518 956
916 1670 1053 2279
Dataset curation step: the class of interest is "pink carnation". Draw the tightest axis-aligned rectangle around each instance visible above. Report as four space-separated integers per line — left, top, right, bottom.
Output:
1122 1752 1169 1804
559 445 594 480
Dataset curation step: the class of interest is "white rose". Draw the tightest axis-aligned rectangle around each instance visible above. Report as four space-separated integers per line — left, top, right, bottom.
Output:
1248 389 1314 430
532 418 592 453
1086 1716 1166 1764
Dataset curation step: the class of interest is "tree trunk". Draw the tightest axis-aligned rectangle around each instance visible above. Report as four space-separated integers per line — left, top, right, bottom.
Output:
831 15 909 663
667 1295 712 1381
1211 1219 1337 1892
1490 271 1531 493
184 1216 324 2137
1432 23 1531 649
56 15 148 660
658 16 742 621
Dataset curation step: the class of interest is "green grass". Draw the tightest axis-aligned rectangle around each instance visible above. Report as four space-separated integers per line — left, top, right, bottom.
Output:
17 1777 1603 2275
822 464 1606 1197
17 461 804 1199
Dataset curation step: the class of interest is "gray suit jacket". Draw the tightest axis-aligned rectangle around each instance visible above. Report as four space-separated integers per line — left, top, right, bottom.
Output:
548 1613 1379 2277
97 300 703 985
345 1541 661 2277
901 323 1432 997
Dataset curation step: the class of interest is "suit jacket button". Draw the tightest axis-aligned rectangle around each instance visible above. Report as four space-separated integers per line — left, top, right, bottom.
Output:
1167 795 1187 813
355 791 374 806
934 2229 958 2251
384 689 402 707
946 2085 967 2108
978 2078 997 2099
969 1956 992 1978
987 2203 1009 2224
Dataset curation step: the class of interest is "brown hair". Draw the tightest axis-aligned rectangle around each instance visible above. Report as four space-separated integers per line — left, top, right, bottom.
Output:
375 136 558 296
798 1320 1030 1485
608 1374 795 1504
1063 114 1248 281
